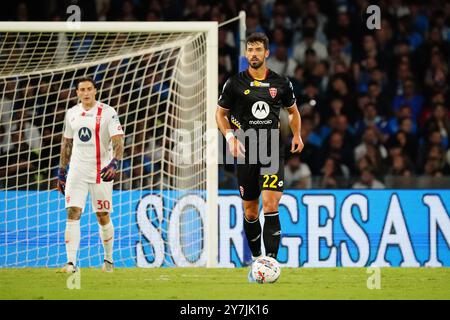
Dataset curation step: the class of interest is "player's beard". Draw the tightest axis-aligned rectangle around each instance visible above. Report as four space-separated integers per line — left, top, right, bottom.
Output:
249 58 264 69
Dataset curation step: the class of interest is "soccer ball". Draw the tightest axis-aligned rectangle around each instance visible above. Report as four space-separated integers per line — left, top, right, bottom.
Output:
251 256 281 284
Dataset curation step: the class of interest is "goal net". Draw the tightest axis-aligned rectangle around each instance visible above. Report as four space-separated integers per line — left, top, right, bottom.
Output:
0 22 218 268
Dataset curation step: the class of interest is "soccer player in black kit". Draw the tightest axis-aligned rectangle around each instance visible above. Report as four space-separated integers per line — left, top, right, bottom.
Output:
216 33 304 281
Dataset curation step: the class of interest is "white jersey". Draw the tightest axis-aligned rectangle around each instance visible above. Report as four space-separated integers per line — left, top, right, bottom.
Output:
63 101 124 183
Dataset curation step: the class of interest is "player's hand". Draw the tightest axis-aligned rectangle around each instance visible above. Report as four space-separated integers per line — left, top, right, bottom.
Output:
290 135 304 154
100 158 119 182
57 168 67 195
228 137 246 158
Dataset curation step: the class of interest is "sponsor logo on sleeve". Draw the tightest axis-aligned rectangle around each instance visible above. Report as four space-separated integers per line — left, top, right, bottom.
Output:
230 115 242 129
269 87 277 98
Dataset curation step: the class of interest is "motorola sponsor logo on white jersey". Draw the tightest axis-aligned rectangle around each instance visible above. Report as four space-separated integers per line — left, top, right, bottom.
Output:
78 127 92 142
250 101 272 125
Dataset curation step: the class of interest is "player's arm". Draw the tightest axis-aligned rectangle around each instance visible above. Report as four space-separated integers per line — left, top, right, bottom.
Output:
111 134 124 160
101 109 125 182
60 137 73 168
60 110 74 169
57 137 73 195
216 106 245 158
215 105 233 139
286 103 304 153
216 78 245 158
100 134 123 182
57 111 75 195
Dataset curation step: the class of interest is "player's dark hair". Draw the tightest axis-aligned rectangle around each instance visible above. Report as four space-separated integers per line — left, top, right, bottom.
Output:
77 77 97 89
246 32 269 50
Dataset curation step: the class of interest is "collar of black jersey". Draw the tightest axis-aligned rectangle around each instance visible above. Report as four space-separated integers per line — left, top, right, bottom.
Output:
245 68 270 81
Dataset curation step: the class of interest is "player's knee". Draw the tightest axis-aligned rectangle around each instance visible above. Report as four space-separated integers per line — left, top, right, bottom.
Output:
262 198 279 213
96 211 109 217
243 206 259 220
244 210 259 221
96 212 110 224
67 207 82 220
243 201 259 220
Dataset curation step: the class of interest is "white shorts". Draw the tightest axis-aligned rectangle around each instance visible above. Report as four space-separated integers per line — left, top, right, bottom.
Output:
65 176 113 213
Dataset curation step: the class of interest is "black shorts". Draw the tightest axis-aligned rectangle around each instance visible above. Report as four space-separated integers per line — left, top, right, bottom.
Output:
236 157 285 201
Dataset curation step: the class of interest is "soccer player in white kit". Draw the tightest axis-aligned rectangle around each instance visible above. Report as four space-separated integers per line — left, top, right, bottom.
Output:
57 77 124 273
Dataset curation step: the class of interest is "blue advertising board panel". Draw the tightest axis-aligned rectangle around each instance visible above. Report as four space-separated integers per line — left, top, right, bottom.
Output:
219 190 450 267
1 190 449 267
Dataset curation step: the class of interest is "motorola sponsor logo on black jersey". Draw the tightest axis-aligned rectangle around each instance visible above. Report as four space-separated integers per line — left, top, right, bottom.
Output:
251 101 269 119
250 101 273 125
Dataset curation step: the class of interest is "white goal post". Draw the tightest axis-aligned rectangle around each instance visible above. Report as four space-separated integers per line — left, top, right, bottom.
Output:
0 22 218 268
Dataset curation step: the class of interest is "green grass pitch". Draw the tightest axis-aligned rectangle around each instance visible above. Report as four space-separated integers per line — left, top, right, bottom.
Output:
0 267 449 300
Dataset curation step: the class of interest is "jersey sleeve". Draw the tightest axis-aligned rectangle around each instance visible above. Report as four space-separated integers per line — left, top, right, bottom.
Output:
217 78 235 109
281 78 297 108
63 111 74 139
107 108 124 137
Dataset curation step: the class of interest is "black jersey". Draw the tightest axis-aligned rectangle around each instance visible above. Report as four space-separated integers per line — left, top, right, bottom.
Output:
218 69 296 131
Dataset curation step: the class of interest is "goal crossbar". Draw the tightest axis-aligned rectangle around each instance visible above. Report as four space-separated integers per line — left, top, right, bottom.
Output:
0 21 218 33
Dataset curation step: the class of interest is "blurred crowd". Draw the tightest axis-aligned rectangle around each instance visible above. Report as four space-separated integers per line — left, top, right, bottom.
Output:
217 0 450 189
1 0 450 190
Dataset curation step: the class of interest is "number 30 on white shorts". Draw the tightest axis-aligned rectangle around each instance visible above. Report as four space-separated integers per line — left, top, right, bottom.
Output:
65 180 113 213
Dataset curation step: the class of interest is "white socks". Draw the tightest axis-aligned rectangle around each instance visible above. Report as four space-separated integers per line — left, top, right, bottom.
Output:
65 219 80 265
64 220 114 266
99 221 114 262
65 219 114 265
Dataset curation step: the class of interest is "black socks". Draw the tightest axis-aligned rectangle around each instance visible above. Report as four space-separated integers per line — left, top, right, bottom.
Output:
244 211 281 259
243 215 262 258
263 211 281 258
